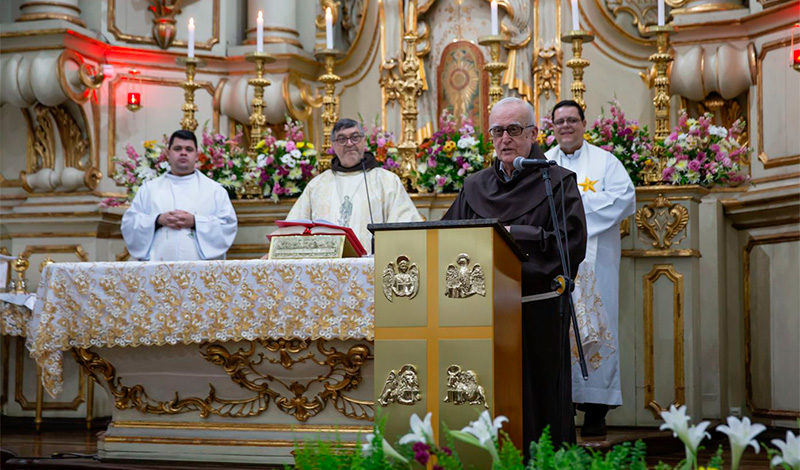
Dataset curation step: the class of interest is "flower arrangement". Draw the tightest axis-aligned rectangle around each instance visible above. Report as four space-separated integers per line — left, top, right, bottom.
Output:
197 130 251 198
585 100 655 186
660 111 749 186
362 123 402 171
537 116 558 153
101 139 168 207
292 407 793 469
414 110 490 193
255 118 318 202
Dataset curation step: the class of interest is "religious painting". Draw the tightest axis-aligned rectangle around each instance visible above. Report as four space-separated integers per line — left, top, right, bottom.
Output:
436 41 488 132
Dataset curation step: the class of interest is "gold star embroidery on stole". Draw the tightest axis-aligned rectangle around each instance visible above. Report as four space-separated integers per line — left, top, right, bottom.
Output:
578 177 598 193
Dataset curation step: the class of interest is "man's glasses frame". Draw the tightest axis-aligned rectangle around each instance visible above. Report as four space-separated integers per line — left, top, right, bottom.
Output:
488 124 536 138
552 117 583 127
333 133 365 145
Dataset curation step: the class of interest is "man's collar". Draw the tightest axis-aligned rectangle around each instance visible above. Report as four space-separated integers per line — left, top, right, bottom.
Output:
558 140 586 160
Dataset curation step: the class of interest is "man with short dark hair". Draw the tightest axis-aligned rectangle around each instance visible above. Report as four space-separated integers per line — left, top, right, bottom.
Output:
286 118 421 252
442 97 587 447
545 100 635 437
121 129 237 261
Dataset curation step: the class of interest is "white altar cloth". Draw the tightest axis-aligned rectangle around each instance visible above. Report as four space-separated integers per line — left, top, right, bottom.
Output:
27 258 375 396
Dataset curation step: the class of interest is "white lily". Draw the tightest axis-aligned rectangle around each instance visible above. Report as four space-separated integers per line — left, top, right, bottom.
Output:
362 432 409 463
398 411 434 445
660 404 692 444
685 421 711 456
716 416 766 470
449 410 508 463
771 430 800 470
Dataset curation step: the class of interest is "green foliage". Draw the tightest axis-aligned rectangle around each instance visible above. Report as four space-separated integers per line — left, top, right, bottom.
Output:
706 444 725 469
495 430 525 470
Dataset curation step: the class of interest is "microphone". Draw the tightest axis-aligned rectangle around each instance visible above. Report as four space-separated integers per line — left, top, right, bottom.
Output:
513 156 557 171
361 156 376 254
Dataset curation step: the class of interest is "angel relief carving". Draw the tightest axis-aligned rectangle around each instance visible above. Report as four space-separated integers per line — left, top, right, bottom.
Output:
382 255 419 302
445 253 486 299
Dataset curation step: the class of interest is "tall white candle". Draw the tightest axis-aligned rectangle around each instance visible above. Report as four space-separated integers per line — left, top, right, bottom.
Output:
657 0 665 26
256 10 264 53
490 0 498 36
571 0 579 31
187 17 195 58
325 7 333 49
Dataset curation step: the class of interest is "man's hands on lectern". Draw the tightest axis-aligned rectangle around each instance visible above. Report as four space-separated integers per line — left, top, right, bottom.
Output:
158 210 195 229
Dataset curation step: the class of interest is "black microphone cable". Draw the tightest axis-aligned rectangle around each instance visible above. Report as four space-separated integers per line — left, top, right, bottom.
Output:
361 157 376 254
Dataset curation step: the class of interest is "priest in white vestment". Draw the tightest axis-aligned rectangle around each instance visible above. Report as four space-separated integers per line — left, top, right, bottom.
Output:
545 100 635 437
121 130 238 261
286 118 422 253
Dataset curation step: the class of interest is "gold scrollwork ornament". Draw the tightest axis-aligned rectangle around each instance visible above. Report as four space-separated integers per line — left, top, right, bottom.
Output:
443 365 488 409
635 194 689 249
445 253 486 299
381 255 419 301
377 364 421 406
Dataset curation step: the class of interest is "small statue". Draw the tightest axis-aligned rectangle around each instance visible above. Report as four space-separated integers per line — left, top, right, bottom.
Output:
445 253 486 299
382 255 419 301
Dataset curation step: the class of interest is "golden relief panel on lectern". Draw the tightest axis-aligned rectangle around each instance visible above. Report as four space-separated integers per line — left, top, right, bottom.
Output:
443 365 488 408
381 255 420 301
377 364 421 406
444 253 486 299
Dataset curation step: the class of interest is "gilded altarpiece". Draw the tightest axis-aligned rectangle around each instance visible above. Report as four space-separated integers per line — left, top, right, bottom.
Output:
436 41 488 131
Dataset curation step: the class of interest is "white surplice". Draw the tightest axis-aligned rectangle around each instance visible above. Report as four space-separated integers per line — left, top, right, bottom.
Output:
121 171 238 261
546 141 635 406
286 168 422 253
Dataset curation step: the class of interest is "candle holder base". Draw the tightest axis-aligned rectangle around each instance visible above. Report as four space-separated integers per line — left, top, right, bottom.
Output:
561 30 595 43
642 25 675 37
176 57 206 68
314 48 343 171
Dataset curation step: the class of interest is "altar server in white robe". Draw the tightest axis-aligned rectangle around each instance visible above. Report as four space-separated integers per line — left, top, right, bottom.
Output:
545 100 635 437
122 130 237 261
286 118 422 253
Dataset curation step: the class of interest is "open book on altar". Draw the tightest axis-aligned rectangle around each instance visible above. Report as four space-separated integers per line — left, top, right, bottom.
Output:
267 219 367 259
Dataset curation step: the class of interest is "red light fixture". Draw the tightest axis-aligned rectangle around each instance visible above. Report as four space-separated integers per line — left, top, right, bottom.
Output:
126 69 142 112
792 23 800 72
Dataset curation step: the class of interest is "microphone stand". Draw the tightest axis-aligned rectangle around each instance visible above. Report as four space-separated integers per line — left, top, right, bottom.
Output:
540 165 589 380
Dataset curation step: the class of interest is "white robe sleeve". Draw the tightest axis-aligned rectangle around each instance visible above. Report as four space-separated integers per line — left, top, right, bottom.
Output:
121 183 158 260
381 170 423 223
193 185 238 259
582 155 635 239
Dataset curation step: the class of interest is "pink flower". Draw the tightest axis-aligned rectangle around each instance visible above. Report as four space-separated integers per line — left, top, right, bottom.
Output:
285 140 297 152
662 166 675 181
435 175 447 186
546 135 555 145
678 112 688 129
376 136 387 147
688 160 701 172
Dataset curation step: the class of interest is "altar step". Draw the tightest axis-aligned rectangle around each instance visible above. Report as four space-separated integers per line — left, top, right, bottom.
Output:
1 417 784 469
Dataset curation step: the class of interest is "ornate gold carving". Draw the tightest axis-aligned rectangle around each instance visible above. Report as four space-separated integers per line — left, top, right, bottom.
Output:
380 30 423 187
149 0 183 49
381 255 420 301
377 364 421 406
340 0 365 47
646 26 674 142
445 253 486 299
106 0 219 51
73 339 374 422
606 0 660 36
443 365 488 408
20 244 89 262
25 105 57 173
533 42 562 99
478 35 508 115
635 194 689 249
51 106 90 170
620 218 631 238
642 264 685 419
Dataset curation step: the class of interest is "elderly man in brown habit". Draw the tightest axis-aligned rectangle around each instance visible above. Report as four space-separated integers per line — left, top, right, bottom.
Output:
441 97 587 448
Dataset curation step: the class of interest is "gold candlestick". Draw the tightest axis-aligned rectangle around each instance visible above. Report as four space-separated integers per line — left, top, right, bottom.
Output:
245 51 276 158
381 32 424 188
314 48 343 172
477 35 508 112
478 34 508 167
176 57 205 132
11 257 29 294
560 30 595 111
643 25 674 184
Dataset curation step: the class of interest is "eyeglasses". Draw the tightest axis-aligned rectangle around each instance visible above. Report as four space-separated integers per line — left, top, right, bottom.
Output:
488 124 536 138
553 117 583 127
333 133 364 145
170 145 196 152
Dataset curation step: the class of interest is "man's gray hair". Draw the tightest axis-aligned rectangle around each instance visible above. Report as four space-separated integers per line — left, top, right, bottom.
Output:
332 118 364 139
492 97 536 126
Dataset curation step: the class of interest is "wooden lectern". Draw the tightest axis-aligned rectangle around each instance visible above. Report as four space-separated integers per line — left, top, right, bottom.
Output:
370 220 526 455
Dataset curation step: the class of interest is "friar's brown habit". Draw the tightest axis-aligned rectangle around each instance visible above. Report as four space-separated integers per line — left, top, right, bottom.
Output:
442 144 587 450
